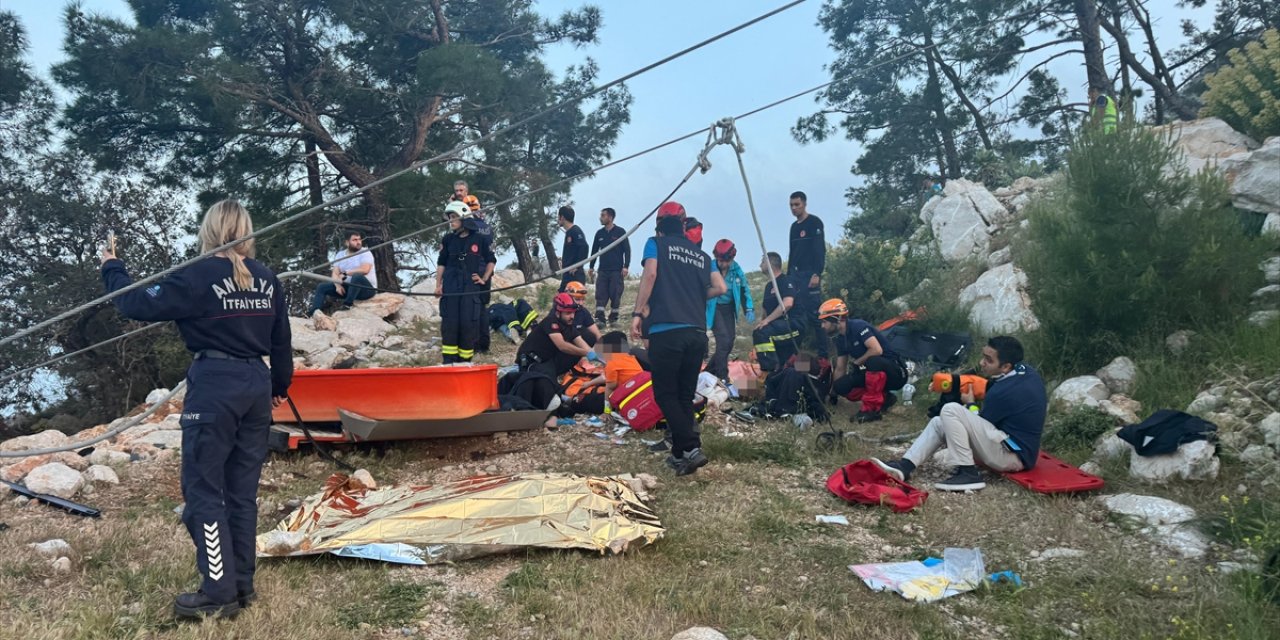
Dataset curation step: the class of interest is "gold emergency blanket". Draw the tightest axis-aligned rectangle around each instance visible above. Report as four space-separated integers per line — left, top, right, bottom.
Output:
256 473 664 564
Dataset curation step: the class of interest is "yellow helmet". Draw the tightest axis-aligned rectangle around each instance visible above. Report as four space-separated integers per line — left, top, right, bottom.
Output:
565 281 588 302
818 298 849 321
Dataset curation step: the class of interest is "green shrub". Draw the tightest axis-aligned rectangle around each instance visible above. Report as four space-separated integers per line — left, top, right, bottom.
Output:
1202 29 1280 141
1017 121 1265 372
1041 408 1117 453
823 237 940 323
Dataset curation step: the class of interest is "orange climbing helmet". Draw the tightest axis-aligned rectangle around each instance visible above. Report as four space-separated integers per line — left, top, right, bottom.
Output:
553 292 580 313
818 298 849 321
565 281 588 302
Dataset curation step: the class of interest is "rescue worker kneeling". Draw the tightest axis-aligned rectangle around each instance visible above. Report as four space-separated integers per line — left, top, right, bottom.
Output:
752 251 803 372
517 292 595 378
435 201 496 363
563 280 601 348
821 298 907 423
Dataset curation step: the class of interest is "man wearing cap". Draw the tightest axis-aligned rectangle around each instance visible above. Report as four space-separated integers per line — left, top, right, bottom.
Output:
706 239 754 381
558 205 587 292
632 202 727 476
436 201 496 363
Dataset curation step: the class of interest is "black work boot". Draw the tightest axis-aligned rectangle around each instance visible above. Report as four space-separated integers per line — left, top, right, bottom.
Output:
238 588 258 608
935 465 987 492
173 591 240 620
665 448 709 476
854 409 882 423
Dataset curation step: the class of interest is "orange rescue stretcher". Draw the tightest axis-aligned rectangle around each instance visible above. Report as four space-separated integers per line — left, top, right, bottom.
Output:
269 365 550 451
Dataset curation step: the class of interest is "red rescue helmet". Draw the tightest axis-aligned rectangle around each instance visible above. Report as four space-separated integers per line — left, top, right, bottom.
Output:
656 201 686 219
713 239 736 261
684 217 703 245
553 292 580 313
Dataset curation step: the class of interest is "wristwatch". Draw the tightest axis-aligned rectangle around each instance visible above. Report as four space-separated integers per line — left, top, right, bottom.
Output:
632 311 644 318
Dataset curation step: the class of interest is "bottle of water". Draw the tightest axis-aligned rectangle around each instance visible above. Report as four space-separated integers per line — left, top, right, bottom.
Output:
902 383 916 405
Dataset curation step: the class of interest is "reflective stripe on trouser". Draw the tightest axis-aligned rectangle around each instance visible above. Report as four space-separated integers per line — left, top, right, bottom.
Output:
441 286 483 363
521 310 538 330
903 403 1023 471
179 358 272 603
752 318 800 372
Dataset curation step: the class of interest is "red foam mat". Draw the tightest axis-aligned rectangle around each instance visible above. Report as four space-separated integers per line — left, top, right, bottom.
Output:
1002 451 1105 494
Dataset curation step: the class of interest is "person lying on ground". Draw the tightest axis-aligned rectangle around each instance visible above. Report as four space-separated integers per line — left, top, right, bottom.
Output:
517 293 595 377
872 336 1047 492
488 299 536 344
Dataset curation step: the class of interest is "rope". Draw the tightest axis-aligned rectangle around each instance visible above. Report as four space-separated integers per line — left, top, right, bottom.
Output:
1 40 936 393
0 0 809 351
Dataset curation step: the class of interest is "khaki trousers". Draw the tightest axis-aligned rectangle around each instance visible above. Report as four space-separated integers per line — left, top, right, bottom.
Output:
903 403 1024 471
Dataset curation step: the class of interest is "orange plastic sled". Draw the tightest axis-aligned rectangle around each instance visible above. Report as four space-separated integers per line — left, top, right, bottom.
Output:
273 365 499 423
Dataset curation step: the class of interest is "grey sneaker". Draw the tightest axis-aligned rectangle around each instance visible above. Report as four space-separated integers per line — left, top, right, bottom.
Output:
935 465 986 492
665 448 709 476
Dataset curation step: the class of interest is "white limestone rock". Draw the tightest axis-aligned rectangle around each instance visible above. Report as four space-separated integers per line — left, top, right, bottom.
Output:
958 263 1040 334
1095 356 1137 395
1051 376 1110 410
1129 440 1219 482
23 462 85 499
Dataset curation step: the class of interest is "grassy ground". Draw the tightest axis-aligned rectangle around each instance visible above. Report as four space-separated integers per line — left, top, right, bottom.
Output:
2 278 1277 640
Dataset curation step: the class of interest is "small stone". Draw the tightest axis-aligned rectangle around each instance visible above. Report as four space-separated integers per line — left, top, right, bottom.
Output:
1035 548 1087 561
87 449 132 466
1247 309 1279 327
1240 444 1274 465
134 430 182 450
698 560 708 567
1095 357 1137 395
1216 561 1259 575
23 462 86 499
51 557 73 574
1051 376 1110 409
348 469 377 491
1186 392 1223 416
312 310 338 332
1079 461 1103 476
1165 330 1197 355
484 465 499 475
145 388 171 405
670 627 730 640
83 465 120 485
28 539 72 558
173 503 185 516
1260 413 1280 450
1129 440 1220 482
1103 493 1196 525
284 498 302 510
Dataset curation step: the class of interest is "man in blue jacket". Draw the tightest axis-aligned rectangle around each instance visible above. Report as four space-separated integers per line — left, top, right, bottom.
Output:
705 239 754 381
872 336 1047 492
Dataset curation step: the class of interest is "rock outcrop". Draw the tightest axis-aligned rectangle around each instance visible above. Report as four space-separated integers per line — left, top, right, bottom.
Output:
957 263 1040 333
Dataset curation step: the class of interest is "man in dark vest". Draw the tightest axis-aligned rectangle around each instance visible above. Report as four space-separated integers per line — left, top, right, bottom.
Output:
631 201 727 476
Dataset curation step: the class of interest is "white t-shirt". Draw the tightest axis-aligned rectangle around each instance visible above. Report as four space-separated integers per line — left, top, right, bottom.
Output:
333 250 377 288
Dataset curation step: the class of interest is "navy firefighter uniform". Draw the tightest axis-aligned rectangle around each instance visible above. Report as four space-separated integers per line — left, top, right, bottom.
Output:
101 249 292 616
438 217 497 363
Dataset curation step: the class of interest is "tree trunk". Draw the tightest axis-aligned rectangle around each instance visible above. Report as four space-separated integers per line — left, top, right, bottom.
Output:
922 43 961 179
539 225 560 273
1074 0 1110 94
304 138 328 266
364 188 399 291
934 51 994 150
510 228 534 281
1100 12 1199 120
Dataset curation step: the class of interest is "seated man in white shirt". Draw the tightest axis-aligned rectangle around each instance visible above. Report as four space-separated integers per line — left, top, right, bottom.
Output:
307 231 378 315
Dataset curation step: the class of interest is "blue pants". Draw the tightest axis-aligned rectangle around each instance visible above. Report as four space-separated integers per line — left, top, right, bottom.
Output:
178 358 273 603
308 274 375 315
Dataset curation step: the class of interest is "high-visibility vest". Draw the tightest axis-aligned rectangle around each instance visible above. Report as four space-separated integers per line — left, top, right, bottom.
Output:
1095 95 1118 133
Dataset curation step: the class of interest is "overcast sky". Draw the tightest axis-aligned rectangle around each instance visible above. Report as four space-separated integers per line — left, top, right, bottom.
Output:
10 0 1209 269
